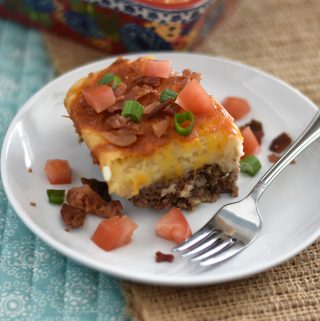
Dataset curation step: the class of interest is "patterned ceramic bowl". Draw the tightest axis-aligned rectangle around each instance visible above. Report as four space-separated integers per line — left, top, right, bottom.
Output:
0 0 236 53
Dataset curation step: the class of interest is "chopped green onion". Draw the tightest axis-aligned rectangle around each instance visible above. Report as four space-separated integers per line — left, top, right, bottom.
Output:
121 100 144 123
240 155 262 177
160 89 177 103
47 189 65 205
98 73 122 88
98 73 114 85
174 111 194 136
111 75 122 89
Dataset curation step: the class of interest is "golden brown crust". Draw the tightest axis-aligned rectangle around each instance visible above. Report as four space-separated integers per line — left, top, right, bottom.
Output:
64 57 237 157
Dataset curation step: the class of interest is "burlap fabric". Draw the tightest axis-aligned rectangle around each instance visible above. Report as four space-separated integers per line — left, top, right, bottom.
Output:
43 0 320 320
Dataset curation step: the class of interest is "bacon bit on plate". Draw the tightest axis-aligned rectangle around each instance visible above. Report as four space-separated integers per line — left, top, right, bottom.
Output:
268 153 281 163
30 202 37 207
155 207 192 244
60 203 86 228
268 153 295 164
115 95 125 102
80 177 111 202
241 126 260 156
142 60 172 78
82 85 116 113
104 114 125 128
105 101 123 113
126 85 158 101
155 251 174 263
240 119 264 144
44 159 72 185
162 103 181 116
152 118 171 138
182 69 192 77
146 99 173 118
269 132 292 153
181 69 201 84
143 101 161 115
104 114 144 135
176 79 213 115
66 185 123 218
91 215 138 251
92 200 123 218
140 76 161 87
113 82 127 96
103 129 138 147
221 96 251 120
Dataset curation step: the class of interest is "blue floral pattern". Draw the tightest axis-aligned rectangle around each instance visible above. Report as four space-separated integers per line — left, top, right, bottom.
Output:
25 0 55 13
64 11 104 38
0 20 130 321
120 23 171 51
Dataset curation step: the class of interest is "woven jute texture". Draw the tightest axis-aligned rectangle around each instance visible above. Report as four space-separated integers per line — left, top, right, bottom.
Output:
43 0 320 320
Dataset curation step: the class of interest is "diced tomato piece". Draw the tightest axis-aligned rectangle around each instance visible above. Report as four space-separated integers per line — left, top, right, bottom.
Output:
91 216 138 251
241 126 260 155
221 96 251 120
82 85 116 113
44 159 72 184
155 208 191 244
176 79 214 115
142 60 172 78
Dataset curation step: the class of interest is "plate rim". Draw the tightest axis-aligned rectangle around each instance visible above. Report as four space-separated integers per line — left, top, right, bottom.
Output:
1 52 319 286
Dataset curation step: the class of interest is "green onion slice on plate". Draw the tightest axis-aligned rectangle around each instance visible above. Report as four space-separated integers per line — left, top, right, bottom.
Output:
121 100 144 123
174 111 194 136
111 75 122 89
240 155 262 177
98 73 122 89
160 89 177 103
47 189 65 205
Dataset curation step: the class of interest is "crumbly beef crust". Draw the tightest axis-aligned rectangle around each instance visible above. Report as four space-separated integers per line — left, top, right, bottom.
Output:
130 164 239 211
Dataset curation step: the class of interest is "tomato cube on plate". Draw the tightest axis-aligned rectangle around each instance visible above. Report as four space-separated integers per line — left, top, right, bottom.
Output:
82 85 116 113
91 215 138 251
44 159 72 185
221 96 250 120
156 207 192 244
176 79 214 115
241 126 260 156
142 59 172 78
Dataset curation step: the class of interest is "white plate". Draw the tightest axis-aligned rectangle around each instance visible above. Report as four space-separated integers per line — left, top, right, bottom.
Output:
2 53 320 286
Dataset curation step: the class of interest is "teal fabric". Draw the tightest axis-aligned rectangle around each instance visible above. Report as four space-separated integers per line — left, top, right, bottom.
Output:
0 20 130 321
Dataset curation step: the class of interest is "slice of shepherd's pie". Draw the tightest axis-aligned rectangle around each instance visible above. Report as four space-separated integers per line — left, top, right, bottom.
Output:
64 57 243 210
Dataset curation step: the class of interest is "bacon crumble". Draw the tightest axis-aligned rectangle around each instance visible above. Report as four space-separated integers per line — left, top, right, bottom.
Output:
155 251 174 263
146 99 174 118
61 203 86 228
66 184 123 218
269 132 292 153
60 178 123 229
268 153 281 163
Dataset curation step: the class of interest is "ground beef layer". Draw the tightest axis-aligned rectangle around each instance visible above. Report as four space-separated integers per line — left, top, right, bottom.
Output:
130 164 239 211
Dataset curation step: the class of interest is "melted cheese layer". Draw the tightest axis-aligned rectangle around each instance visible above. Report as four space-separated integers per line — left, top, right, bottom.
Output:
81 123 243 198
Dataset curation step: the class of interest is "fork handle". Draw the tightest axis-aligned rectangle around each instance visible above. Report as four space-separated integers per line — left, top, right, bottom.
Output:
253 110 320 198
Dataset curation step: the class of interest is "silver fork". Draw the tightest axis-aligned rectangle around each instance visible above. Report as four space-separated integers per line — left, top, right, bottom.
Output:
173 110 320 266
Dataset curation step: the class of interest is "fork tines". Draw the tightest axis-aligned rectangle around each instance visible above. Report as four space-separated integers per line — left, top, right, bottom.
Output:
172 229 241 266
